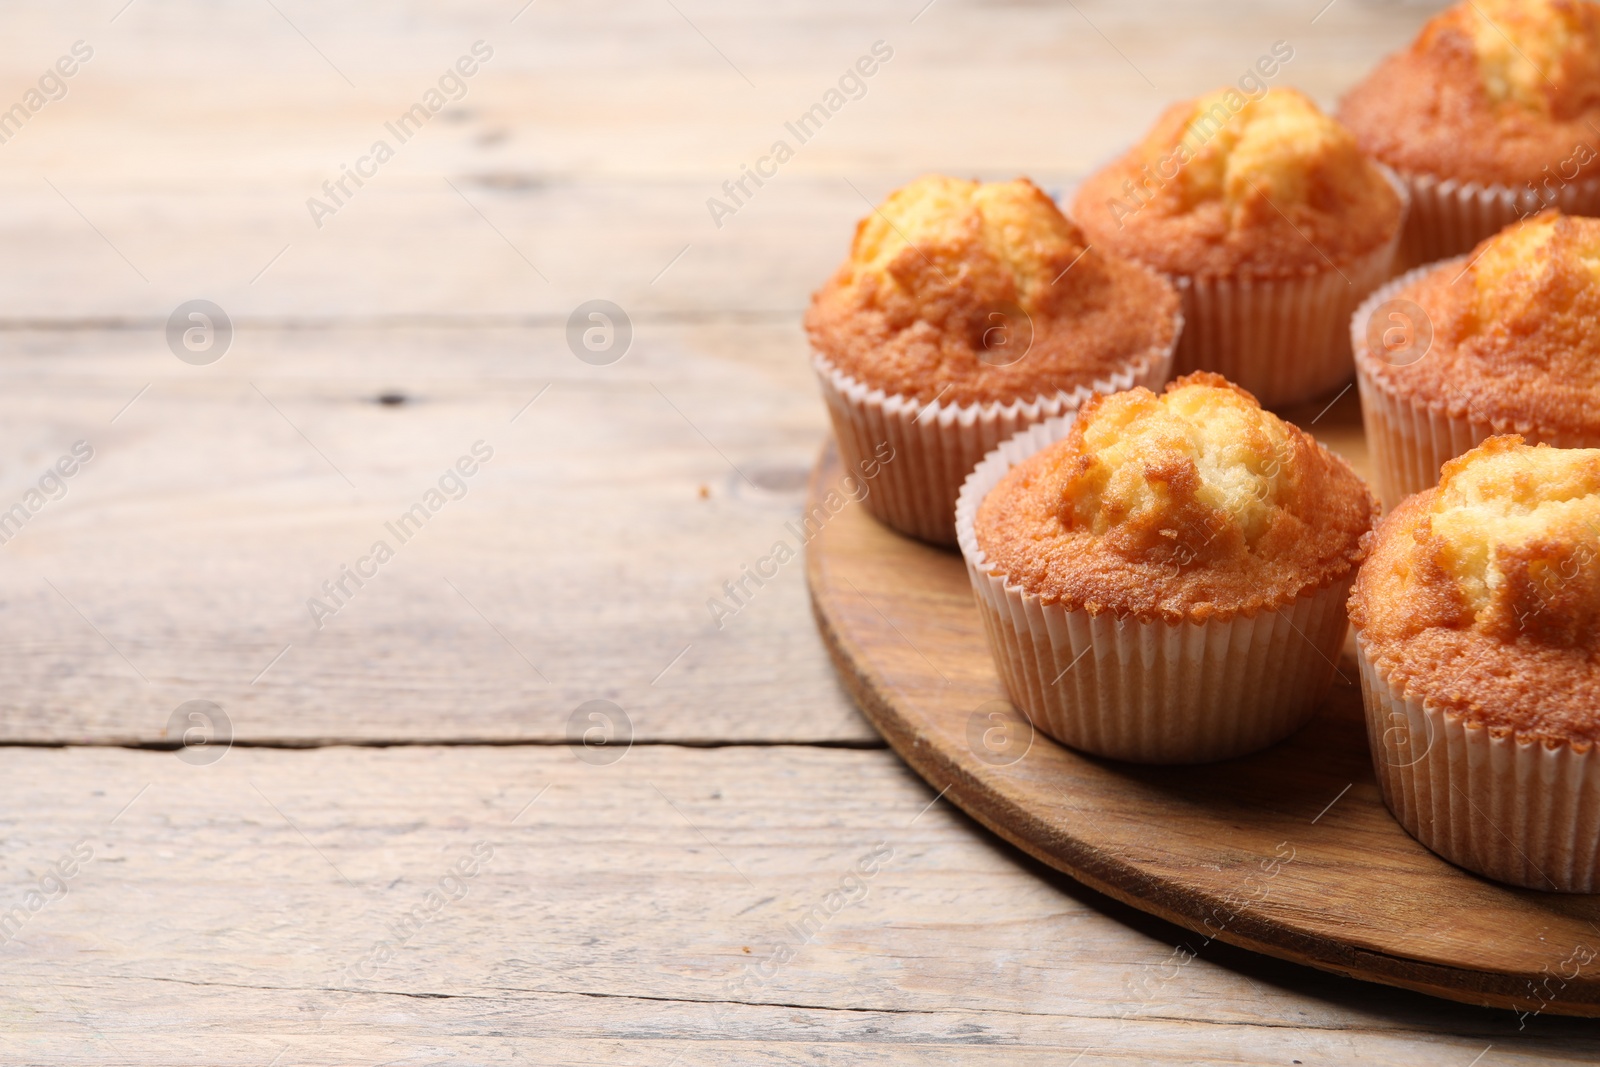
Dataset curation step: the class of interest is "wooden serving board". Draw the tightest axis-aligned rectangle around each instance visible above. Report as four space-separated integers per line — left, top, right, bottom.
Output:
805 395 1600 1018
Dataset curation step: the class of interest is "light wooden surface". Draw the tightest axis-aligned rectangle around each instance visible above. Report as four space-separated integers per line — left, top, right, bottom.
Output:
6 0 1598 1062
9 745 1598 1066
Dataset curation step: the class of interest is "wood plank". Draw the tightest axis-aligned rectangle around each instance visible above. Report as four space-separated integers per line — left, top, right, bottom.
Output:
0 2 1442 321
0 320 1369 745
0 324 891 744
1 744 1593 1064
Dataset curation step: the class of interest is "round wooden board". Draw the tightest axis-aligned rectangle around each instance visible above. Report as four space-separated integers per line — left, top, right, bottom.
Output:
805 421 1600 1018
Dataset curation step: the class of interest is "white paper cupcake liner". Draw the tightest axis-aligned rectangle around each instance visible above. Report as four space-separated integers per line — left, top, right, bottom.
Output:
813 329 1176 547
1356 634 1600 892
1170 170 1407 410
954 416 1354 764
1351 260 1595 510
1398 171 1600 269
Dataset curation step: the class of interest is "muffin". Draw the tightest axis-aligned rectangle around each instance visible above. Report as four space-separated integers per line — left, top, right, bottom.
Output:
806 174 1181 546
956 372 1376 763
1351 436 1600 892
1339 0 1600 266
1073 87 1405 409
1353 210 1600 511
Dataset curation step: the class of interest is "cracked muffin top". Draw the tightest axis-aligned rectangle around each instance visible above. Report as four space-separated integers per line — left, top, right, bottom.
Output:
806 174 1179 406
1351 435 1600 745
1074 87 1402 277
1340 0 1600 187
1357 211 1600 439
976 373 1376 623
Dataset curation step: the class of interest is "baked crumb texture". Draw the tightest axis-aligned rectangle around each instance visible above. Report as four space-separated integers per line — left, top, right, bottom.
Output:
1352 435 1600 745
805 174 1178 406
1073 87 1402 277
1366 211 1600 438
975 372 1375 623
1339 0 1600 186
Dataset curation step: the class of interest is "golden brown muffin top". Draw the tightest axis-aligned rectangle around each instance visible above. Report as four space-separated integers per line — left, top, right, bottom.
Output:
975 373 1376 623
1073 87 1403 277
805 174 1180 406
1358 211 1600 438
1339 0 1600 187
1350 436 1600 744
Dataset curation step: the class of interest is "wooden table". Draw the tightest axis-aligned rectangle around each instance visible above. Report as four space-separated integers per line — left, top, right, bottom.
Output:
1 0 1595 1062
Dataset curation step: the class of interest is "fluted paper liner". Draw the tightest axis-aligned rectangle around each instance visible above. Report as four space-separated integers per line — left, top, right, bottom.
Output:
1357 634 1600 893
813 327 1176 547
1171 167 1407 410
1352 259 1596 511
1398 171 1600 269
954 416 1353 765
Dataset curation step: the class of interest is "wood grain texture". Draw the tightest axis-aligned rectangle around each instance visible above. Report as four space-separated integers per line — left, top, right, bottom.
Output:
806 430 1600 1017
0 1 1432 322
0 323 889 744
2 745 1596 1065
0 346 1368 746
6 0 1572 1059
